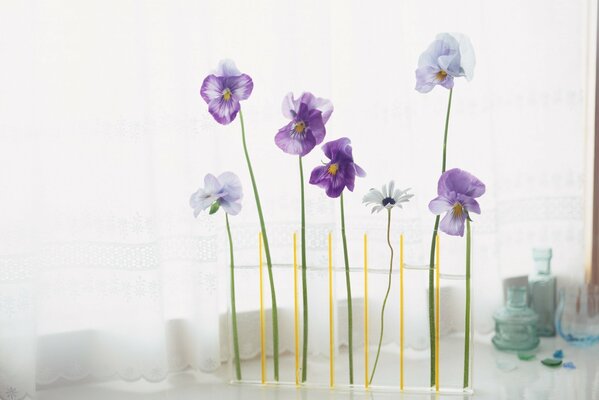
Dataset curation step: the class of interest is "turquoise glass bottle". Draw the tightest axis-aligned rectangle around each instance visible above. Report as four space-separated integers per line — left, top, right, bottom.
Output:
493 286 540 351
528 248 556 336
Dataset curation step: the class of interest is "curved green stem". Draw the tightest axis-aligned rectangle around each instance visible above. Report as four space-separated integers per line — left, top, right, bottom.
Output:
463 219 471 388
299 156 309 382
238 110 279 381
340 193 354 384
428 87 453 386
226 213 242 380
369 208 394 384
441 88 453 172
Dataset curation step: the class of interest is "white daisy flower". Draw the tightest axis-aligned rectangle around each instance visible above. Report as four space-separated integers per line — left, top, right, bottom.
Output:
362 181 413 214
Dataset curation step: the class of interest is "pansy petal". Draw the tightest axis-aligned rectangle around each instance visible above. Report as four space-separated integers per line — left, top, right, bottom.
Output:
415 66 442 93
428 196 453 215
342 163 356 192
200 75 225 104
418 39 449 68
439 75 455 90
275 123 317 156
306 109 326 145
439 168 486 198
215 59 241 77
220 198 242 216
354 163 366 177
300 92 334 124
309 165 330 185
438 52 462 78
439 208 466 237
281 92 300 119
190 190 218 216
227 74 254 101
203 174 222 194
322 137 351 161
451 33 475 80
218 172 243 201
208 97 240 125
325 174 346 198
459 195 481 214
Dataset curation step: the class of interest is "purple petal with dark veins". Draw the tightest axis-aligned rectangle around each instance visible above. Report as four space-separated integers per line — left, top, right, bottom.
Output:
201 75 225 104
274 122 317 156
306 108 326 145
325 175 346 198
226 74 253 101
439 206 466 236
343 162 356 192
208 97 240 125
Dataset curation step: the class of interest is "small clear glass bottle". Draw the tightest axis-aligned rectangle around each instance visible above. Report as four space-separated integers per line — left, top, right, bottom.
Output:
528 248 556 336
493 286 540 351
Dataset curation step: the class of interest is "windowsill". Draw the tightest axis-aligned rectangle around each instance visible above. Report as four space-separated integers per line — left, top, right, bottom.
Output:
37 335 599 400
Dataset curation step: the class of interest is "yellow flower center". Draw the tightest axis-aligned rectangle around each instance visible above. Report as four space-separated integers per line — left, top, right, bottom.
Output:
223 88 232 101
328 163 339 175
435 70 448 81
293 121 306 134
453 202 464 218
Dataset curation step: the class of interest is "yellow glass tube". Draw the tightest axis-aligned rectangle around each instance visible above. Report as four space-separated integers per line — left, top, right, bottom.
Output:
293 232 299 386
364 233 369 389
259 232 266 385
328 232 334 388
400 234 404 390
435 234 440 392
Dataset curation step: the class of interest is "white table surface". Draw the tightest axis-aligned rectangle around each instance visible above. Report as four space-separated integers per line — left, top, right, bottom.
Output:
38 336 599 400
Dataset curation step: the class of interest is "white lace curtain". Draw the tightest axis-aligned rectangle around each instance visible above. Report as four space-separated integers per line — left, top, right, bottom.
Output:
0 0 592 398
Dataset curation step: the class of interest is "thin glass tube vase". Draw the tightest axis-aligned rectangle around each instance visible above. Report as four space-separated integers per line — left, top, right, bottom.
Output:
225 231 474 395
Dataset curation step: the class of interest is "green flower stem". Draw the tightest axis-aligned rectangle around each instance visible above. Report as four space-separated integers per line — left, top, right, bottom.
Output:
340 192 354 384
369 208 394 384
226 213 242 381
299 156 309 382
428 87 453 386
441 88 453 172
463 219 471 388
238 110 279 381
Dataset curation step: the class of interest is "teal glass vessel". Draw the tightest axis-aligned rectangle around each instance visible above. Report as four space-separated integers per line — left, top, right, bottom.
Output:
529 248 556 336
493 286 540 351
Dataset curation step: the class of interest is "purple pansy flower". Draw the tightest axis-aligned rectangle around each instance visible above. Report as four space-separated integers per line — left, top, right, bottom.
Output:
200 60 254 125
428 168 485 237
275 92 333 156
309 137 366 198
190 172 243 216
415 33 475 93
